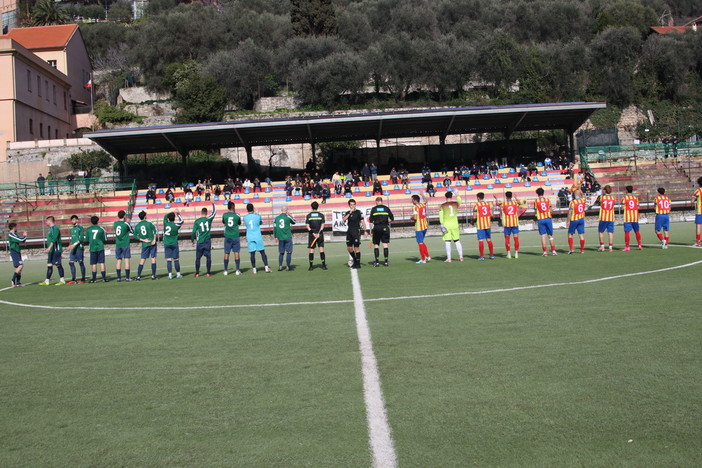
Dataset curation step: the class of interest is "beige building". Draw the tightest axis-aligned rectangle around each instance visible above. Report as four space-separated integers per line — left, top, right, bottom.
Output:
0 24 92 184
1 0 19 34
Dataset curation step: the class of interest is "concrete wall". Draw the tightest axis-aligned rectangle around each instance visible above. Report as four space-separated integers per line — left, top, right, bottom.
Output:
4 138 112 183
253 96 301 113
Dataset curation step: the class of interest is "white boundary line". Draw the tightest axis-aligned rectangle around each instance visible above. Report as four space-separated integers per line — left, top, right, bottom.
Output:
351 268 397 468
1 259 701 311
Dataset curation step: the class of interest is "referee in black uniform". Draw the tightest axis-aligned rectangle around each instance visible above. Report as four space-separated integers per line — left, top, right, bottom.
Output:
305 201 327 270
369 196 394 266
343 199 368 269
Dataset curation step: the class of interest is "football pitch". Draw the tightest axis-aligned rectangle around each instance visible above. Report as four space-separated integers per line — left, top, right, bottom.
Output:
1 223 701 467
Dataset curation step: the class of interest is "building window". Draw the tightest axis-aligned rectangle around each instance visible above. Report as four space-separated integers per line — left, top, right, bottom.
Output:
55 129 59 139
47 125 51 139
29 119 33 135
37 76 41 97
47 60 57 68
27 70 31 92
53 85 56 105
39 123 43 138
63 91 67 110
45 81 49 101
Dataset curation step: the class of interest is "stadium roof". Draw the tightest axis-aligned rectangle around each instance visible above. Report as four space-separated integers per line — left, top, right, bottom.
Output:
85 102 606 158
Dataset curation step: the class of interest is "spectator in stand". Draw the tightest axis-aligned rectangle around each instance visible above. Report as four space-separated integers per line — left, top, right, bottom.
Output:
544 156 552 170
470 164 480 180
204 185 211 201
352 169 361 185
253 177 262 192
184 189 193 206
527 161 537 177
361 163 371 182
334 179 343 196
458 166 467 184
519 165 528 181
427 181 436 197
242 178 252 192
344 179 353 195
321 184 330 204
195 180 204 196
165 188 175 203
285 180 294 197
443 174 452 188
66 172 75 194
265 176 272 188
400 168 410 190
370 163 378 181
223 181 232 200
204 178 212 190
662 135 670 158
421 164 432 183
441 164 448 177
453 167 462 181
214 184 222 198
672 134 679 157
234 178 243 193
372 179 383 195
489 161 499 176
37 173 46 195
390 168 398 185
146 187 157 204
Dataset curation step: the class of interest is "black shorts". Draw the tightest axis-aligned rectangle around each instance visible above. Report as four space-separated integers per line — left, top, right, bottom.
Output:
346 231 361 247
308 232 324 248
372 226 390 244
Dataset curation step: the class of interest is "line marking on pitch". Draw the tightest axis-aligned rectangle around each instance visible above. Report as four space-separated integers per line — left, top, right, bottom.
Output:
1 258 701 311
351 268 397 468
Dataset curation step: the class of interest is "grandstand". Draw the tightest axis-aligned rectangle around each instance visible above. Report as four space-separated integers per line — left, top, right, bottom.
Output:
3 152 701 251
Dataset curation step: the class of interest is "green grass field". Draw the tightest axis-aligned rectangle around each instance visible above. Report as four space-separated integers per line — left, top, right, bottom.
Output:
1 223 701 467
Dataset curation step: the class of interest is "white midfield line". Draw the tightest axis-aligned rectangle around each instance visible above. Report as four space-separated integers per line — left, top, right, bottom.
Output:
351 268 398 468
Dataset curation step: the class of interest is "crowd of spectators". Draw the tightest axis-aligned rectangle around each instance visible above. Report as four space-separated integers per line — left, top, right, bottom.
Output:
141 155 580 205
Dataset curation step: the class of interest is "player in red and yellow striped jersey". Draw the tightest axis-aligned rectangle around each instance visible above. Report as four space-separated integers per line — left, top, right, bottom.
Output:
567 189 587 254
473 192 494 260
692 177 702 247
534 187 557 255
596 185 616 251
497 191 521 258
654 187 672 248
411 193 431 262
621 185 642 251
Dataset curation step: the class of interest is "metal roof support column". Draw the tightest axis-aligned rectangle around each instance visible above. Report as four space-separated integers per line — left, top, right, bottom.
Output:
567 128 575 163
311 141 316 169
375 139 381 164
245 146 254 174
439 135 446 167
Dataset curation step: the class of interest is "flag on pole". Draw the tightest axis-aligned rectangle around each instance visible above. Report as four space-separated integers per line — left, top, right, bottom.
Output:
85 79 92 88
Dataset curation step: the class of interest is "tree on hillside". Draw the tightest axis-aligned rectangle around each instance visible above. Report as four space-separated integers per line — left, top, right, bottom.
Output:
290 0 338 37
67 150 114 177
130 3 229 91
589 27 642 106
203 39 274 110
166 62 229 124
291 51 368 107
31 0 68 25
477 31 524 96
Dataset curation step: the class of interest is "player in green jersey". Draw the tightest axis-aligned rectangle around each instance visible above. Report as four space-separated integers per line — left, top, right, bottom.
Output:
134 210 158 280
40 215 66 285
67 215 86 284
163 209 184 279
85 215 108 282
222 202 242 275
113 210 133 282
273 206 296 271
8 222 27 287
191 203 217 277
439 191 464 262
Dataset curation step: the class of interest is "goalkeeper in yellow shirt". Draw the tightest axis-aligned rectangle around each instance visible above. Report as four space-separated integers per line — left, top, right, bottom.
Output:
439 191 464 262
